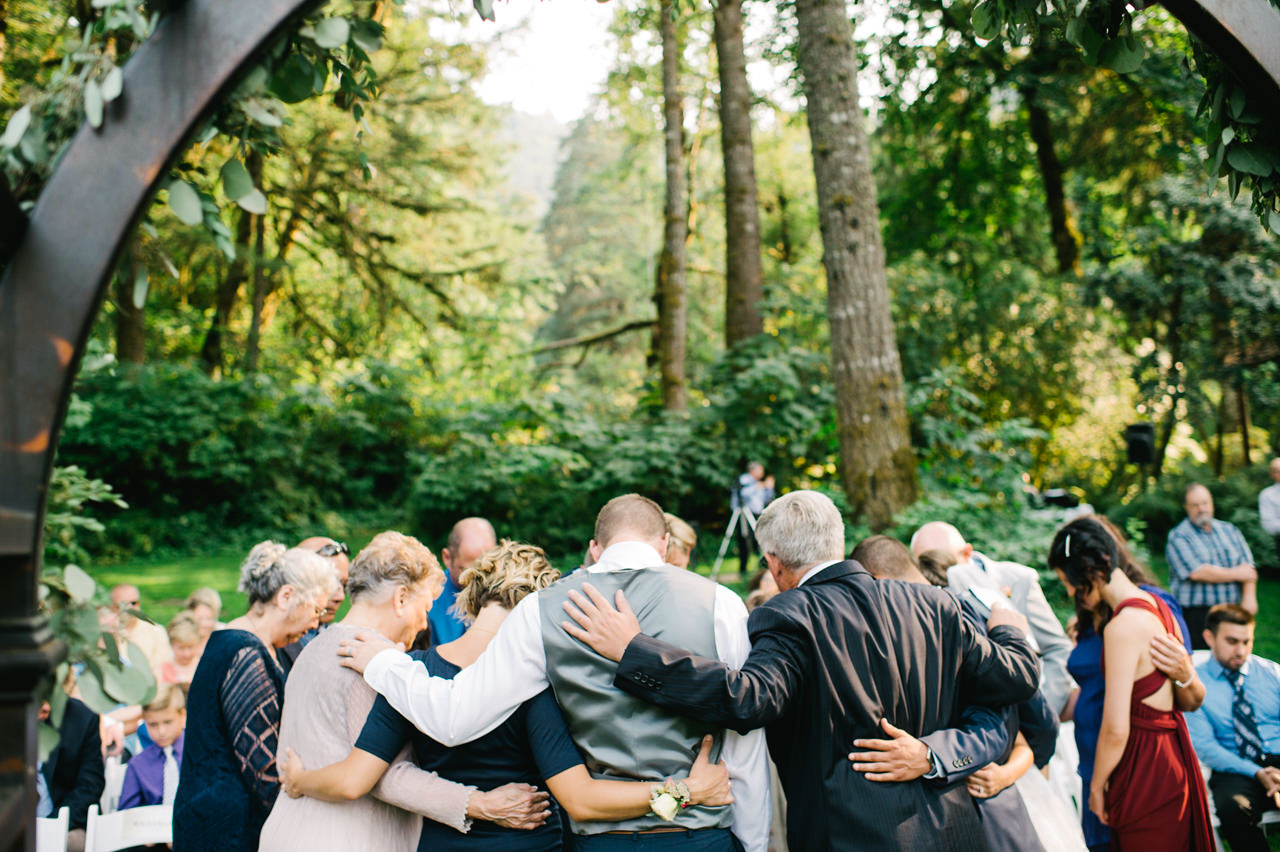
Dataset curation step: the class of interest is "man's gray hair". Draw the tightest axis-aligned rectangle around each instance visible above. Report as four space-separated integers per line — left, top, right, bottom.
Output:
755 491 845 571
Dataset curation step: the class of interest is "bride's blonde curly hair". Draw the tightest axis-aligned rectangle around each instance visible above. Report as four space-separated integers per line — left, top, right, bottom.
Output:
455 540 560 621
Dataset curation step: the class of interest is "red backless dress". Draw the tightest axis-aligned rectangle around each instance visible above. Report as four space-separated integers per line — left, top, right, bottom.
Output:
1103 597 1214 852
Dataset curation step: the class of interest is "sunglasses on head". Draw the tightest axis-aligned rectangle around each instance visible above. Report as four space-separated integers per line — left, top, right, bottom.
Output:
317 542 349 558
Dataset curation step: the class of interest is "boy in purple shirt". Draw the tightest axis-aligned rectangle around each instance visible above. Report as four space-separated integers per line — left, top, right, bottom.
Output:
120 684 186 809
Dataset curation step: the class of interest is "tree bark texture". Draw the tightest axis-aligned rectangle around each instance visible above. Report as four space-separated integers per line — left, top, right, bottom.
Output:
1022 86 1081 275
713 0 764 347
113 249 146 364
198 207 254 374
794 0 918 527
657 0 688 411
244 204 269 372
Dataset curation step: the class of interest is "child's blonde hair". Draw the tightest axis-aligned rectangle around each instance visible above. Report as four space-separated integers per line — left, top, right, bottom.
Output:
144 683 186 714
167 611 201 645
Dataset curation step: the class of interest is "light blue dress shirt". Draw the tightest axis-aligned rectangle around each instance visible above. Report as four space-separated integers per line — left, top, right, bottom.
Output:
1187 653 1280 777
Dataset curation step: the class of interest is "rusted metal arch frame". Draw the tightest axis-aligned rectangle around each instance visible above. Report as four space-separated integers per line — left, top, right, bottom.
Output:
0 0 320 844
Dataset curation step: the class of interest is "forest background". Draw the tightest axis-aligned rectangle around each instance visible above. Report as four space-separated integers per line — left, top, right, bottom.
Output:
4 0 1280 645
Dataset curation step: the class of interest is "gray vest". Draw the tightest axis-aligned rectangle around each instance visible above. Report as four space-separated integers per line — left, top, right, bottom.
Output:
539 564 734 835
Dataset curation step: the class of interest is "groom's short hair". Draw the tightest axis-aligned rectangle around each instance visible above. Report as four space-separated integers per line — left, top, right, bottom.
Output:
595 494 666 548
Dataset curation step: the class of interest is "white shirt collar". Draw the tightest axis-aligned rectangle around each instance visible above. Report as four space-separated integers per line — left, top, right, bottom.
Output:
587 540 664 573
797 558 842 587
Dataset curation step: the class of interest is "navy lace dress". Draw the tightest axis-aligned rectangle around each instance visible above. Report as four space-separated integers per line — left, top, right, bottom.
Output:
173 629 285 851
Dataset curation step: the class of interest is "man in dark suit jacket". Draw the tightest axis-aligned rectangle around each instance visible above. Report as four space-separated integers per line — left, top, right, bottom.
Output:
848 535 1058 852
561 490 1040 852
39 696 105 850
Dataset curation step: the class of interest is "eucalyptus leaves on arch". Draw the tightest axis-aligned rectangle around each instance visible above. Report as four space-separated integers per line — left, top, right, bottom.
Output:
967 0 1280 228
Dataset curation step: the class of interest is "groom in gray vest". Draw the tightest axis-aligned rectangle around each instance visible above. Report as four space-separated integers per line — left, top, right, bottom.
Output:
338 494 770 851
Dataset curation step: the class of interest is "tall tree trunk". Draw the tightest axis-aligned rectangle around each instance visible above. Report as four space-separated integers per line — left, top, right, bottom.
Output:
656 0 688 411
1153 286 1185 478
793 0 917 528
714 0 764 347
113 249 146 365
244 205 269 372
1237 370 1251 466
1022 86 1080 275
199 153 262 374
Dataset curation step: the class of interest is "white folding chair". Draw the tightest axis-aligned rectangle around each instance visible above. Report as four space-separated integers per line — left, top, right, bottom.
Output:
35 805 69 852
98 755 128 814
83 803 173 852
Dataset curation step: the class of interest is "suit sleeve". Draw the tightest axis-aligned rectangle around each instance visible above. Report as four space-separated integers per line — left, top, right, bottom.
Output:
1015 691 1060 769
957 619 1040 708
614 605 809 735
61 703 105 829
919 703 1011 785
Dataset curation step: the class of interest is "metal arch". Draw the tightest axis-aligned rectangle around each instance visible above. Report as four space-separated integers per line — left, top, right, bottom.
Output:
0 0 320 841
1162 0 1280 113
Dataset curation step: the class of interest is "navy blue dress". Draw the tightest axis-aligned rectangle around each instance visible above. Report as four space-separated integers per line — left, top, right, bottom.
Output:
173 630 284 852
355 648 582 851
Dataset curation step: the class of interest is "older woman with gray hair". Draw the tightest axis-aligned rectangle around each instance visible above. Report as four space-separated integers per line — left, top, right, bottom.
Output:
260 532 551 851
173 541 338 852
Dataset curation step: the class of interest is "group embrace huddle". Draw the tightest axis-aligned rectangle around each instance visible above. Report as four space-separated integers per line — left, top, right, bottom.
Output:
165 491 1226 852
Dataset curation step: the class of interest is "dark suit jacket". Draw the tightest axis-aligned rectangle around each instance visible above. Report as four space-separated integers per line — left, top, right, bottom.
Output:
613 560 1040 852
922 598 1059 852
42 697 105 830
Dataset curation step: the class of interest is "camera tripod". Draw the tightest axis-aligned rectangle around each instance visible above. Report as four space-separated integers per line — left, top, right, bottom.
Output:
710 505 756 582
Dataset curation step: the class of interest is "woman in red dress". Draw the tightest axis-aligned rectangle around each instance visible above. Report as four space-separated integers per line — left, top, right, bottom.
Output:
1049 517 1214 852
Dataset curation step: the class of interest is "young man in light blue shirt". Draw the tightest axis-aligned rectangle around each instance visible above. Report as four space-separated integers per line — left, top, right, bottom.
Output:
1187 604 1280 852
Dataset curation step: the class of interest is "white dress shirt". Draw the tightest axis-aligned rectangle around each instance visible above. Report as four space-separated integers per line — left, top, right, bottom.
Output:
1260 482 1280 536
364 540 771 851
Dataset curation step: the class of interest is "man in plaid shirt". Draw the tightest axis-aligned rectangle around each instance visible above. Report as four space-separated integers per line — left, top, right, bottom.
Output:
1166 482 1257 649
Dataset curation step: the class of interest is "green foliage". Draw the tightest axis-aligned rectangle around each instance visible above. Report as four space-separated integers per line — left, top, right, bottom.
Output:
43 466 129 566
964 0 1280 228
56 360 428 554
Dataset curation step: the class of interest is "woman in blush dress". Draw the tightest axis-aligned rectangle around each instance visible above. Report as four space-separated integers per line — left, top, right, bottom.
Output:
260 531 543 852
281 541 734 852
173 542 338 852
1050 517 1213 852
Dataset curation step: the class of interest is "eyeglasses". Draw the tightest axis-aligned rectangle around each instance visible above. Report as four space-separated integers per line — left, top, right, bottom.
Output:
317 542 349 558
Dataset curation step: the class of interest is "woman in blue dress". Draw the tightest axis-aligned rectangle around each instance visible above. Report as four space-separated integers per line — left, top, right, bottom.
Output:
173 542 339 852
1066 516 1206 852
280 541 733 851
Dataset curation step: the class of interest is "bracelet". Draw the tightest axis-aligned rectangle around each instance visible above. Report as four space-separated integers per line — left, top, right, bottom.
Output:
649 778 693 821
1175 676 1193 688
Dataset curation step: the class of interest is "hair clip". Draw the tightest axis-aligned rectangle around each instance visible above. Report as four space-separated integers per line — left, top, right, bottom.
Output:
1064 534 1071 558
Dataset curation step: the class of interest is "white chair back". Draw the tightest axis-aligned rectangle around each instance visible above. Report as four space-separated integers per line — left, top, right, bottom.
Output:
84 803 173 852
35 805 69 852
99 755 128 814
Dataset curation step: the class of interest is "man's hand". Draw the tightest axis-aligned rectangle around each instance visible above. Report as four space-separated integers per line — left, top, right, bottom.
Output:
1256 766 1280 807
336 630 402 674
280 747 305 798
467 782 551 830
560 583 641 663
1150 633 1194 684
685 735 733 807
966 762 1015 799
99 714 125 758
987 602 1030 636
848 718 932 782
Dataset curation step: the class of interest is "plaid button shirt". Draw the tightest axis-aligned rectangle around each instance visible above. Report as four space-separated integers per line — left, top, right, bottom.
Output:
1166 516 1254 608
